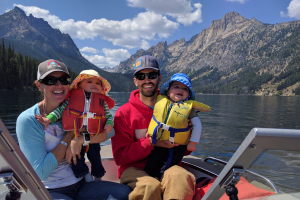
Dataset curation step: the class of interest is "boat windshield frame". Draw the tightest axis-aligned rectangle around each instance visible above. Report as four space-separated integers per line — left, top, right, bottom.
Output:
202 128 300 200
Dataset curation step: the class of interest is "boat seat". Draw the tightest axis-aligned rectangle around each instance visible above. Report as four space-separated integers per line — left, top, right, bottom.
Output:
181 156 224 177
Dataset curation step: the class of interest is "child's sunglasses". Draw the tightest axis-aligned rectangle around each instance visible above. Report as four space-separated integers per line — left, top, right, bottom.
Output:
135 72 159 80
40 75 71 85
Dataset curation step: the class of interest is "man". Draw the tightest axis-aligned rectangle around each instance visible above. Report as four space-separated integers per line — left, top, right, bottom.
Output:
112 55 195 200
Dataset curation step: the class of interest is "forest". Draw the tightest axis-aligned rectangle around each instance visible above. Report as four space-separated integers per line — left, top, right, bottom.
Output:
0 40 39 89
0 40 77 90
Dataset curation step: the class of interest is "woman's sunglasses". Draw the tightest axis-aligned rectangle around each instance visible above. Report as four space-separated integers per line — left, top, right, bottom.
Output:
135 72 159 80
40 75 71 85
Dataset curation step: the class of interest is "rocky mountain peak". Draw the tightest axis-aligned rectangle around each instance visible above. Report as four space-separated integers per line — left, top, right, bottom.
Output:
8 6 26 18
208 12 255 38
0 7 134 91
115 12 300 95
223 11 244 22
184 11 264 56
0 7 28 25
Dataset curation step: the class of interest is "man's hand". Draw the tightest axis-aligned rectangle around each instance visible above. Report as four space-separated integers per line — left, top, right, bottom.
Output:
153 139 179 148
147 133 179 148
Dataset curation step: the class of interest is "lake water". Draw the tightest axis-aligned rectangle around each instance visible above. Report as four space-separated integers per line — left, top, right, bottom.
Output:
0 90 300 193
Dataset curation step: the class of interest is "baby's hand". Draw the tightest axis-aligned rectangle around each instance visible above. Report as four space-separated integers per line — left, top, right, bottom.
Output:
187 141 197 152
35 115 51 128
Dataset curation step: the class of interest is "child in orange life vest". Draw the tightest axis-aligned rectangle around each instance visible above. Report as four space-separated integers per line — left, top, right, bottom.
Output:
145 73 211 179
36 69 114 181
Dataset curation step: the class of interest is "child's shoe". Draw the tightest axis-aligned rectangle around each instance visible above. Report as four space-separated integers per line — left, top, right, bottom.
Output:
84 173 94 182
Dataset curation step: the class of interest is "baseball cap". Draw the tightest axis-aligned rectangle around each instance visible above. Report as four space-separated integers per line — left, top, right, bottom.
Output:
132 55 160 75
37 59 69 80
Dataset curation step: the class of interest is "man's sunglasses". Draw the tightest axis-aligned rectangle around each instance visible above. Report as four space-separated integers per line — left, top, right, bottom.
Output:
40 75 71 85
135 72 159 80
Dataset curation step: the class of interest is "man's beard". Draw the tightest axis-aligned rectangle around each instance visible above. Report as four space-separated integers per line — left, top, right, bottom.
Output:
140 84 158 97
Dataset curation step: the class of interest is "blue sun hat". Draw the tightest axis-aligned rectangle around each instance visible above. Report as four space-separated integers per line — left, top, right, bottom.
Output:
160 73 195 100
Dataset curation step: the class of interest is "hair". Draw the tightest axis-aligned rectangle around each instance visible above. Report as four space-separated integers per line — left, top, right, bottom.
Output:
33 80 44 101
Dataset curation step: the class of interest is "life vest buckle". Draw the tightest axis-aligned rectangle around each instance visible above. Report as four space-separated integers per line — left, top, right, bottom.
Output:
86 112 95 119
160 123 170 131
169 137 175 144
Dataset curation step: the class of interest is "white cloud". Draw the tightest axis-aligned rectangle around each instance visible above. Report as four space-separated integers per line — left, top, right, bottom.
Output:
13 3 203 67
225 0 247 4
14 4 62 25
80 47 98 54
81 48 131 69
280 0 300 19
173 3 202 25
14 4 178 49
127 0 203 25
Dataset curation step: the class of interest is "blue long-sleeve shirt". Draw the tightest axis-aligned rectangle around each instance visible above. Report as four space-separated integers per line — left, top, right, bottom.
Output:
16 104 80 188
16 104 58 180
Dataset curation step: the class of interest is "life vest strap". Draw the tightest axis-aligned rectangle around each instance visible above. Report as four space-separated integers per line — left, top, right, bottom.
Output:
160 123 170 131
151 116 191 144
169 137 175 144
68 108 105 120
80 112 105 120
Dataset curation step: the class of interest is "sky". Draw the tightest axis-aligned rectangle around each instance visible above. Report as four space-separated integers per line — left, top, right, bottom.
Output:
1 0 300 70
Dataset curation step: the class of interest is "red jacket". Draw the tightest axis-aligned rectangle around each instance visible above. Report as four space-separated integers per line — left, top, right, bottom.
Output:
111 89 154 177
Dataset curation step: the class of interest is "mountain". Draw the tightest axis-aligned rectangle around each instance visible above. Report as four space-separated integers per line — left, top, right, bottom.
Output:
116 12 300 96
0 7 134 92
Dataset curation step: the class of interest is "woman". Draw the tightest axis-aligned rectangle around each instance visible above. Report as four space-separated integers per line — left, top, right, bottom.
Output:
16 59 130 200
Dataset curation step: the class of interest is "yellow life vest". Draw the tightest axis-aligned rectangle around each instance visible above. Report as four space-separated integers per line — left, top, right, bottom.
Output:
148 95 211 145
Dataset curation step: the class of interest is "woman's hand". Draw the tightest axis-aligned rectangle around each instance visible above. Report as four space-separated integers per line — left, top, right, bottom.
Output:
66 145 73 163
67 136 84 165
52 131 73 164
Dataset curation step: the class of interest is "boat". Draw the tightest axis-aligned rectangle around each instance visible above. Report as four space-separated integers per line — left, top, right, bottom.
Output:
0 119 300 200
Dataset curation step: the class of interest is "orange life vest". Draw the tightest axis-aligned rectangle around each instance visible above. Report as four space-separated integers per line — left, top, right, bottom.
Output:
62 89 115 136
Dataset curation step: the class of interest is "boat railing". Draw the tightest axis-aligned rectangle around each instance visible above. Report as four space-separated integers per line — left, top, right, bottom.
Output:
202 128 300 200
204 156 279 193
0 119 52 200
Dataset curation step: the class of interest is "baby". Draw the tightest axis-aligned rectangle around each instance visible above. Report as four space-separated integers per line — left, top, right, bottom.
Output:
145 73 211 179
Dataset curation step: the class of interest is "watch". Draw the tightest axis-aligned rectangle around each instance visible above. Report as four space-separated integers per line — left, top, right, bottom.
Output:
83 132 90 146
60 140 68 146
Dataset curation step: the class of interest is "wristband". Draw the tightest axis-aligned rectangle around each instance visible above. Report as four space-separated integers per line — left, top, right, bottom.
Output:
60 140 68 146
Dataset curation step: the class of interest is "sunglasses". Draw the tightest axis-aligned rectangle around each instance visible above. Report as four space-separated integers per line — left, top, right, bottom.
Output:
135 72 159 80
40 75 71 85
